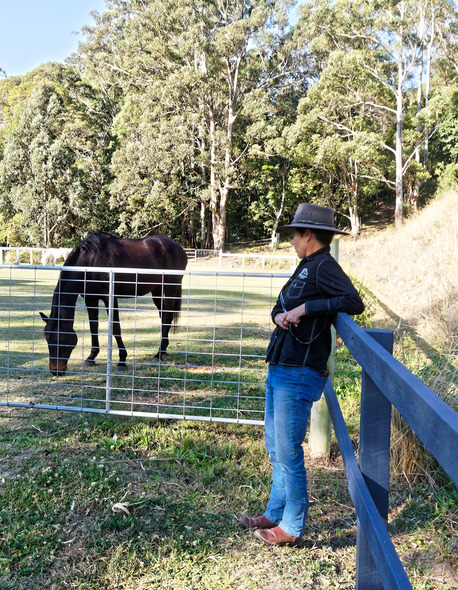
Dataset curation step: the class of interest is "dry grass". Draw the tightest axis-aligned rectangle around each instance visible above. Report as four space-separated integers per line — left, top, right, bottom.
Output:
340 191 458 354
338 191 458 485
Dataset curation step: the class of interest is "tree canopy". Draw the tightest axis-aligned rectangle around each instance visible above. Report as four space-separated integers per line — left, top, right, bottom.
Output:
0 0 457 247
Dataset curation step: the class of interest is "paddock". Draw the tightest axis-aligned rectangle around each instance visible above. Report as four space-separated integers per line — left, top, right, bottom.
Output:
0 264 287 424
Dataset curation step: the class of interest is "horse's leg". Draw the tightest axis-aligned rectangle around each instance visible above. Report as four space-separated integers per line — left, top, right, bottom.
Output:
84 296 100 366
104 297 128 371
152 293 176 360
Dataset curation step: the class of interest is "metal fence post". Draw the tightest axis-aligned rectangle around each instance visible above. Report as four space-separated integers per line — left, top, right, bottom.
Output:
309 238 339 456
105 270 115 413
356 329 393 590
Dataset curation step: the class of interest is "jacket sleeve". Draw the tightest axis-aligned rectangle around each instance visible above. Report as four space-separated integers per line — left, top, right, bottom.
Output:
270 276 293 323
305 258 365 316
271 297 284 323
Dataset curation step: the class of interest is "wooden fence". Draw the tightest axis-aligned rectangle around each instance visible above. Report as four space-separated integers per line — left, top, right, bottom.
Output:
329 313 458 590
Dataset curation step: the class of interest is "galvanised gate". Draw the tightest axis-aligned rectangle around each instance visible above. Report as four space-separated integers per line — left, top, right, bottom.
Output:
0 263 287 424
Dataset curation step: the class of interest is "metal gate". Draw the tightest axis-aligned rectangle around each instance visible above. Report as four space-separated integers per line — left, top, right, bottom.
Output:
0 264 289 425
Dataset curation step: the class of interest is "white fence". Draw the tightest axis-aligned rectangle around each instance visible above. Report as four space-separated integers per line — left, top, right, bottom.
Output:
0 247 71 266
0 264 289 425
0 247 45 265
218 251 298 269
1 247 298 270
184 248 219 261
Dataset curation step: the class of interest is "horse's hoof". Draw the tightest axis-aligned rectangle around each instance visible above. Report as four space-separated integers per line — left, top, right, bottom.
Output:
153 351 168 359
83 360 96 367
116 365 128 372
152 353 168 365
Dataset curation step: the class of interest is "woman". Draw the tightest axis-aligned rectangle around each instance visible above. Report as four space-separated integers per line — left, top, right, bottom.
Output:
238 203 365 546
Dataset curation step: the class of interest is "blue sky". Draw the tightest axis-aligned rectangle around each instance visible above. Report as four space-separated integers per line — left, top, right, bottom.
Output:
1 1 303 79
0 1 106 78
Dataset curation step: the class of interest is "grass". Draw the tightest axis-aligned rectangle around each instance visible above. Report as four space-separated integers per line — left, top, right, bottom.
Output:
0 314 456 589
0 404 456 589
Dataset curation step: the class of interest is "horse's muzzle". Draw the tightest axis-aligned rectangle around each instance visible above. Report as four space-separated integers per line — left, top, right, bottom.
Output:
49 359 68 376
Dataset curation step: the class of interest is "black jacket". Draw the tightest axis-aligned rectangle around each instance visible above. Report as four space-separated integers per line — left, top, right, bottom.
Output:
266 246 365 372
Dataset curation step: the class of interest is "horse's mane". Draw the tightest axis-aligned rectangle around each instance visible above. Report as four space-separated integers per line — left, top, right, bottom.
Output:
64 231 116 266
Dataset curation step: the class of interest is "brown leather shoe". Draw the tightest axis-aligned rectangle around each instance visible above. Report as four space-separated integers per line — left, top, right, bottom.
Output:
253 526 301 546
237 514 276 530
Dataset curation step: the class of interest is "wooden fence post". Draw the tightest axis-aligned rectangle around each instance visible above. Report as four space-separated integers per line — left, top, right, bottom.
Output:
356 329 393 590
309 238 339 456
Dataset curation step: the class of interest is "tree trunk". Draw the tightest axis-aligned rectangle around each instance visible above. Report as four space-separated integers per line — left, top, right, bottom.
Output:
349 205 361 235
44 210 51 248
271 166 287 248
205 214 212 249
212 184 229 251
423 9 434 169
395 115 404 227
208 103 220 249
181 214 188 245
349 160 361 235
395 15 405 229
200 202 206 248
412 8 425 213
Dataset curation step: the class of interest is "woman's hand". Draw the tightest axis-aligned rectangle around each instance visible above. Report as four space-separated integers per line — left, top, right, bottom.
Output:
274 304 306 330
274 311 290 330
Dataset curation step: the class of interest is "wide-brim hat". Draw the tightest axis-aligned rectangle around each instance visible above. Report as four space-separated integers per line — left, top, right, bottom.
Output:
278 203 348 235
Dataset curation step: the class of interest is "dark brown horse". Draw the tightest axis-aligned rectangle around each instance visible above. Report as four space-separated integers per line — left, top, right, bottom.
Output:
40 231 187 376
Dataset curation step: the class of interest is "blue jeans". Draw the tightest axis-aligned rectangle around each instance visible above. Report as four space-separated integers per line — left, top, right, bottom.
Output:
264 364 327 537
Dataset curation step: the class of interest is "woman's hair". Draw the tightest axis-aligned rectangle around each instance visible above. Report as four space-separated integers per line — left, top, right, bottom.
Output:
296 227 335 246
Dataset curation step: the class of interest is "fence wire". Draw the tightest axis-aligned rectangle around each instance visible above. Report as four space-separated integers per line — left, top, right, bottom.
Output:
0 264 289 425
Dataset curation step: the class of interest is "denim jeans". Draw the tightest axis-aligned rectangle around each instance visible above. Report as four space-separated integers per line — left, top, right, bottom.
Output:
264 364 327 537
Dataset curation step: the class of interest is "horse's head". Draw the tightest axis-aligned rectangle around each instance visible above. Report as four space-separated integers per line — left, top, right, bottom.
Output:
40 312 78 376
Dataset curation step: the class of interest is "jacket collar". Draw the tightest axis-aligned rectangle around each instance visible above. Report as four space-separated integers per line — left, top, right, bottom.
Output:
290 246 330 282
302 245 330 263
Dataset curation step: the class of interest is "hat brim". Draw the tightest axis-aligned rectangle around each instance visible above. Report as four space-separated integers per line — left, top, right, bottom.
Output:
278 222 349 235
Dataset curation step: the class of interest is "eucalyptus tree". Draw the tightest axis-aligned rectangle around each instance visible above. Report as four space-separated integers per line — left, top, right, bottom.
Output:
0 64 111 246
245 63 306 246
293 0 458 228
289 46 387 234
77 0 295 249
411 0 458 207
428 88 458 190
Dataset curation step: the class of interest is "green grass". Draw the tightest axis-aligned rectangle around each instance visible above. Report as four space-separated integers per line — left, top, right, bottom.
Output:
0 409 456 590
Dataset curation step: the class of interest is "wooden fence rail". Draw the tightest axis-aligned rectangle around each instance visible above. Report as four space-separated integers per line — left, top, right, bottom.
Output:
328 313 458 590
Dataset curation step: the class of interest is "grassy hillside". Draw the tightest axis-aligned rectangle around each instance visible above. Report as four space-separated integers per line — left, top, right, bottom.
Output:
338 192 457 489
341 191 457 353
339 191 457 408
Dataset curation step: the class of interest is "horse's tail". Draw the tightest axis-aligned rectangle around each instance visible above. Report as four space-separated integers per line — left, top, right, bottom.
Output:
171 282 182 333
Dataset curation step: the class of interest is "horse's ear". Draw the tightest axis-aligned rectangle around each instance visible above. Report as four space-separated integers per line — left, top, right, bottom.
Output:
39 312 48 322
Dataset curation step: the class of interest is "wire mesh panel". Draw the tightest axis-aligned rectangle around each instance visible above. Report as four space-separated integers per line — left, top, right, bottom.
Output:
0 264 289 425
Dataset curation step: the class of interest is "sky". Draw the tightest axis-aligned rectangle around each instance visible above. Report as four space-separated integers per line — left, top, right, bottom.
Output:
0 1 304 79
0 1 107 78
